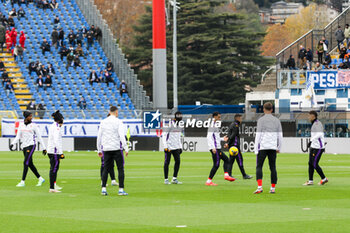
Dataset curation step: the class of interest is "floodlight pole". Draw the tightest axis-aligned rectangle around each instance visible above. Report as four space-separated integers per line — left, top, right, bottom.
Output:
173 0 178 110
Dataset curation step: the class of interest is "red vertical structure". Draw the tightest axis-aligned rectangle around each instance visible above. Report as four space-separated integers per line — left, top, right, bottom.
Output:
152 0 168 109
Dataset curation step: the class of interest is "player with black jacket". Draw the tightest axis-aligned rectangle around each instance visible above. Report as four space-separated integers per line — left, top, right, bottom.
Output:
224 114 252 179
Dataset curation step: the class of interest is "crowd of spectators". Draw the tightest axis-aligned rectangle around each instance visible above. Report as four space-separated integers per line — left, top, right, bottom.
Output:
28 61 55 90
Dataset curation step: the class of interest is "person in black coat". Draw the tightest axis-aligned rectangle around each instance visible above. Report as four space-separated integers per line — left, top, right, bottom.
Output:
89 70 99 85
51 27 59 48
59 45 68 61
53 15 60 24
286 55 296 70
86 30 93 49
67 30 76 47
36 75 44 88
95 26 102 43
44 75 52 90
58 28 64 47
0 60 5 71
106 60 114 73
28 61 37 73
41 39 50 55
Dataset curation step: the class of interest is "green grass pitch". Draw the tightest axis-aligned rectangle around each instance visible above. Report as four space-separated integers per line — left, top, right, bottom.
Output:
0 151 350 233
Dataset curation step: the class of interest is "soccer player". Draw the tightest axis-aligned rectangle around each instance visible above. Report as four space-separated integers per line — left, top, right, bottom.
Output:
97 106 129 196
224 114 253 179
162 111 183 185
47 110 64 193
206 112 236 186
254 102 283 194
303 111 328 186
99 114 118 187
10 111 46 187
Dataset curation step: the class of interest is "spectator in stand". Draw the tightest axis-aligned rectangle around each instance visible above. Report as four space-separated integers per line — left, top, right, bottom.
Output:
59 44 68 60
43 0 49 9
82 26 87 38
340 47 347 59
89 70 100 85
75 43 84 57
37 103 46 119
9 8 17 17
5 80 14 96
41 38 50 55
66 51 74 70
76 29 83 46
90 25 96 35
67 29 76 46
86 29 93 49
44 75 52 90
104 70 115 85
54 15 60 24
298 45 307 69
313 62 322 72
78 97 87 110
36 75 44 89
50 0 58 9
306 48 313 70
8 16 15 27
19 31 25 48
26 101 36 111
324 53 331 66
0 23 5 51
322 36 329 53
335 26 345 52
10 28 17 47
106 60 114 73
0 60 5 71
47 63 55 76
73 55 81 68
345 24 350 46
13 44 24 61
316 40 324 63
332 64 337 70
37 64 47 77
120 80 128 96
18 7 25 19
51 27 58 49
1 70 9 84
1 15 8 27
286 55 296 70
5 30 11 50
95 26 102 43
68 44 74 54
28 61 37 73
58 28 64 47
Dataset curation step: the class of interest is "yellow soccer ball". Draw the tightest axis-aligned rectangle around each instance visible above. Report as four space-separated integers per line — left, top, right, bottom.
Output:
229 146 239 156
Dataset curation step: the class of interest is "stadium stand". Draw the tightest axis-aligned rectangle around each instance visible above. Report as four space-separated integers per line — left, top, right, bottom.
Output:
0 0 136 119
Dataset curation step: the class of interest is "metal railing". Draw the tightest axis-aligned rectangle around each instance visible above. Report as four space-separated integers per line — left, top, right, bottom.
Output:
74 0 152 110
277 70 307 89
276 6 350 70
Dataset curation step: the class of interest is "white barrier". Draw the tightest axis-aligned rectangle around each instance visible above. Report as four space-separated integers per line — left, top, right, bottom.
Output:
0 138 74 152
159 137 350 154
1 119 156 138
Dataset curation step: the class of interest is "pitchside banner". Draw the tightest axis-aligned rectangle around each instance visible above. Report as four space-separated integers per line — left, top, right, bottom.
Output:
1 119 157 138
307 70 350 89
175 137 349 154
0 138 74 151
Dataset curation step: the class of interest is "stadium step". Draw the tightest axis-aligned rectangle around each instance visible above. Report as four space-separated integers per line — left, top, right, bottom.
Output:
1 50 34 110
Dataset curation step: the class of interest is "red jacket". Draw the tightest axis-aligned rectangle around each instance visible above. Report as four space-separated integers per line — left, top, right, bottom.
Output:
19 34 26 44
10 30 17 39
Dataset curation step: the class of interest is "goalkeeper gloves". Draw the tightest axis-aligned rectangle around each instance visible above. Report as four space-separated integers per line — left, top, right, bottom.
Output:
60 154 65 159
42 150 47 156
